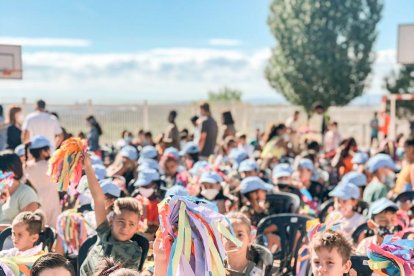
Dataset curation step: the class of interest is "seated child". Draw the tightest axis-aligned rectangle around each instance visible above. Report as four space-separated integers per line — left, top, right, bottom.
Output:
0 211 45 257
94 257 140 276
224 212 272 275
327 181 366 237
80 153 143 276
309 230 352 276
31 253 75 276
356 198 399 256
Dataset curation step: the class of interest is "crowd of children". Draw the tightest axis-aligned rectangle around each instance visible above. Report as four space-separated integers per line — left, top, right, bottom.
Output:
0 100 413 275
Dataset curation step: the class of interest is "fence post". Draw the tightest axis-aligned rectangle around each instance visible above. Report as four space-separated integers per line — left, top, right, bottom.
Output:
143 100 149 130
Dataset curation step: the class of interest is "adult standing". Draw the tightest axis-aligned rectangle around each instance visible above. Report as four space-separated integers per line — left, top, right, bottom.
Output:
21 100 63 152
313 103 330 139
198 103 218 159
0 105 7 151
285 110 300 151
6 106 22 150
86 115 103 157
164 110 180 149
370 112 379 146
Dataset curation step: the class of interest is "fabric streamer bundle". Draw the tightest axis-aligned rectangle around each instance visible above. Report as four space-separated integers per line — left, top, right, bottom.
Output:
0 254 44 275
306 213 342 241
0 171 14 191
158 195 242 276
56 209 88 255
48 137 86 192
367 234 414 276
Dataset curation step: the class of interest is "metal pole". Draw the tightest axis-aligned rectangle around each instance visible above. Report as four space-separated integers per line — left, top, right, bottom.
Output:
143 100 149 130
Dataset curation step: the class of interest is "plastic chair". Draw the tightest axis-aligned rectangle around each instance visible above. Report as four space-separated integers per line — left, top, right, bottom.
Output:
394 191 414 203
266 192 301 215
276 184 302 200
77 233 149 274
318 198 334 222
256 214 311 275
352 223 375 245
0 226 56 251
350 255 373 276
247 244 273 276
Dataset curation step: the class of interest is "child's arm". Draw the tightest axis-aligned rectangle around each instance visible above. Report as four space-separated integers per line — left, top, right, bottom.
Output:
82 153 107 227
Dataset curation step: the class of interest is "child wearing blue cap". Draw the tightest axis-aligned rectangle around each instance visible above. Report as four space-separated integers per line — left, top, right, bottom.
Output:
363 154 398 203
327 182 366 237
356 198 400 256
199 171 228 214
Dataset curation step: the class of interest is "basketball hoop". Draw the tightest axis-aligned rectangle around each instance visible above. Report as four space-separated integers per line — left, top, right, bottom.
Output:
0 44 23 79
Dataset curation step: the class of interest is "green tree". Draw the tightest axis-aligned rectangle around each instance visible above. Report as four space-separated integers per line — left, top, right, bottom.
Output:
208 87 243 102
265 0 383 113
385 64 414 116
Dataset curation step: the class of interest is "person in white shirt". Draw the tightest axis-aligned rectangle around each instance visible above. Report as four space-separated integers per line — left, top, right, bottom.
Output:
21 100 63 152
324 121 341 153
285 110 300 151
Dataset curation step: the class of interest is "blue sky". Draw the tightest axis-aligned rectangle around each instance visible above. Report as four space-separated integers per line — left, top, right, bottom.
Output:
0 0 413 104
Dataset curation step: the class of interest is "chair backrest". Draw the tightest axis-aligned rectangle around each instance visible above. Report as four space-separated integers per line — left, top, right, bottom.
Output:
256 214 311 275
394 191 414 203
350 255 373 276
0 228 12 251
77 235 97 274
352 223 375 245
276 184 302 200
318 198 334 222
247 244 273 276
266 192 301 214
356 201 370 217
77 233 149 274
0 226 56 252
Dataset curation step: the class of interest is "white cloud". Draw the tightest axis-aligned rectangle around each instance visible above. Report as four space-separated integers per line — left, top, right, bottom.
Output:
208 38 242 47
0 37 91 47
0 47 399 104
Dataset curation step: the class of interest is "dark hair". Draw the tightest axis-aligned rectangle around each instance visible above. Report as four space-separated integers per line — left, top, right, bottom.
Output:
37 100 46 110
94 257 140 276
144 131 152 138
50 111 59 119
313 102 324 110
0 151 24 180
200 102 210 113
0 105 3 117
86 115 103 136
190 115 199 124
31 253 75 276
29 146 50 161
310 230 352 264
169 110 177 121
405 136 414 147
9 106 22 125
13 210 45 235
188 152 199 163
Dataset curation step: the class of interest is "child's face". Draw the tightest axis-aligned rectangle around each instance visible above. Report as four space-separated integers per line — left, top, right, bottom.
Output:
374 211 397 228
224 221 251 259
12 223 39 251
241 171 258 178
249 190 267 213
334 198 356 218
311 247 351 276
164 159 178 176
111 210 140 241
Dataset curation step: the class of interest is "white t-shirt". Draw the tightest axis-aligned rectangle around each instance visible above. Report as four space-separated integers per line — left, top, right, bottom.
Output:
22 111 62 151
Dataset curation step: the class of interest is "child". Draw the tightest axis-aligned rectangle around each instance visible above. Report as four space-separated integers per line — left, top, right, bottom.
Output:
199 171 228 214
31 253 75 276
224 212 270 275
0 210 45 257
356 198 399 256
80 153 142 276
309 230 352 276
238 159 259 179
327 181 366 237
363 154 398 203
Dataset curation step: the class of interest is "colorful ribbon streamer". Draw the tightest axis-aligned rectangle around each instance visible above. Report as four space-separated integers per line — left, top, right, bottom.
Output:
48 138 86 192
56 209 89 254
306 212 342 241
367 234 414 276
0 171 14 191
158 195 242 276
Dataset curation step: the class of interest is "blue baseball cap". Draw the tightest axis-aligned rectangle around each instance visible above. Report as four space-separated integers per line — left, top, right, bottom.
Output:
138 158 160 171
238 159 258 173
240 176 273 195
90 154 103 166
366 153 398 173
341 171 367 187
352 152 369 165
134 169 160 187
229 149 248 166
140 145 158 159
120 145 139 161
165 185 189 198
100 179 121 198
189 160 209 176
200 171 223 184
14 144 25 157
272 163 293 179
180 142 199 156
298 159 314 171
92 164 107 181
329 182 360 200
369 198 398 218
164 147 179 160
29 135 51 149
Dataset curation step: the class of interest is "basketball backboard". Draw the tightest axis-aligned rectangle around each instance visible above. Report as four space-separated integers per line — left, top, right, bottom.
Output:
397 24 414 65
0 44 22 79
